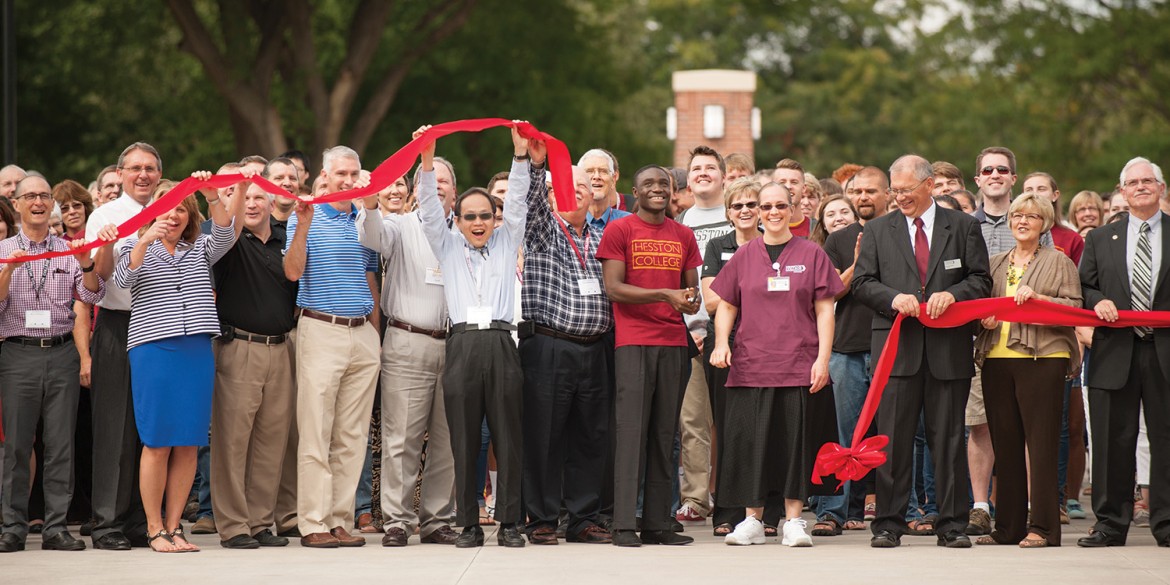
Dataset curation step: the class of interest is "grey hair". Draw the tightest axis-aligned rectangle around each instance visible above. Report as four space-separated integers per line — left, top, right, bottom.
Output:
577 149 615 174
0 164 26 177
889 154 933 181
117 142 162 171
1120 156 1165 186
413 156 458 190
322 146 361 174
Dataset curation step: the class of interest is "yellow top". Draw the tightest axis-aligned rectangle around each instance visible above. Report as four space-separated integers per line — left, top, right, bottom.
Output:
987 265 1070 359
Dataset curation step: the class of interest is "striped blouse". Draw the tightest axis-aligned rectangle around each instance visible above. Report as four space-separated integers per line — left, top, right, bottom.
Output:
114 222 238 349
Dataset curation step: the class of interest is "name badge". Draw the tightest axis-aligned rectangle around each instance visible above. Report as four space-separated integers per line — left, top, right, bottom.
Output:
767 276 791 292
425 266 444 285
26 310 51 329
466 306 492 329
721 252 734 261
944 259 962 270
577 278 601 296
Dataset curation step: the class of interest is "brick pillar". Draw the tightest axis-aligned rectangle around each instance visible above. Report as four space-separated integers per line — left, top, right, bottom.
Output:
671 70 756 168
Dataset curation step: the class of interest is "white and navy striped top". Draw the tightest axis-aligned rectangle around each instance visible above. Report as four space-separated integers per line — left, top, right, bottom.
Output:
283 203 379 318
114 222 238 349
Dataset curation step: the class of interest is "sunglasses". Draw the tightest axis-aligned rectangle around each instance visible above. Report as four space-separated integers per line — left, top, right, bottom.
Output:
757 203 790 212
460 212 494 222
980 165 1012 176
729 201 758 211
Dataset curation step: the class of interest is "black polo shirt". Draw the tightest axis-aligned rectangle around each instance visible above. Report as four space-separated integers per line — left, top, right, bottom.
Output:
702 230 746 339
213 219 298 335
823 221 871 354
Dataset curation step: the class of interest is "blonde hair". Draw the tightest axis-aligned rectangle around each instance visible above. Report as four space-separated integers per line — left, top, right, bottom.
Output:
140 180 204 243
1009 191 1055 232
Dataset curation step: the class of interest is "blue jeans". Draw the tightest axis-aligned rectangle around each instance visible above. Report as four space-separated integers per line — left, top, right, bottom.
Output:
1057 378 1078 506
355 442 374 516
475 418 490 507
814 351 871 524
913 414 938 517
196 445 212 520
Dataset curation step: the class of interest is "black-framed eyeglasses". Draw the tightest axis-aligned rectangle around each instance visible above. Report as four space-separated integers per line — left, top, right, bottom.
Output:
461 212 494 222
729 201 758 211
757 203 790 212
18 192 52 202
888 178 928 197
979 165 1011 176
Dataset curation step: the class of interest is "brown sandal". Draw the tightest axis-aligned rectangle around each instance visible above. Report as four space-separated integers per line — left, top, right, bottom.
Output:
1019 535 1048 548
811 518 842 536
975 535 1000 545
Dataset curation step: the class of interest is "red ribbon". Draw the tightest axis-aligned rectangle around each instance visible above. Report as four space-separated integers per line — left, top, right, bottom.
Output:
812 297 1170 488
0 119 574 265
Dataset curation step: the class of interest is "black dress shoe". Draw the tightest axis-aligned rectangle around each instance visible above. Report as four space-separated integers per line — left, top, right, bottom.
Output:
497 524 526 548
252 529 288 547
92 532 132 551
277 527 302 538
670 518 685 533
127 533 151 548
937 530 972 548
612 529 641 547
42 531 86 551
0 533 25 553
455 525 484 548
1077 531 1123 548
221 534 261 549
79 519 96 537
640 530 693 545
870 529 901 548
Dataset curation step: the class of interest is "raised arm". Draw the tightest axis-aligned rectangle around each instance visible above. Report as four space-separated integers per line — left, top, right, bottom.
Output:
282 203 312 282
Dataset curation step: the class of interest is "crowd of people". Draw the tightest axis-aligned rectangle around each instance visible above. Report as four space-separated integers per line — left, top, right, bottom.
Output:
0 128 1166 555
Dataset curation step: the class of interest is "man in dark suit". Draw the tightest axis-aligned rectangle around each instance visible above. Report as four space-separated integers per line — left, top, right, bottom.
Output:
852 154 991 549
1078 156 1170 548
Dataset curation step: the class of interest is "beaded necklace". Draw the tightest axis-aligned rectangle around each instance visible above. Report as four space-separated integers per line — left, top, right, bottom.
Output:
1006 248 1035 287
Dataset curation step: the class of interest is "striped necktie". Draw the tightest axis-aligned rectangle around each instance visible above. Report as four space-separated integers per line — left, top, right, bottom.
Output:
1133 221 1153 337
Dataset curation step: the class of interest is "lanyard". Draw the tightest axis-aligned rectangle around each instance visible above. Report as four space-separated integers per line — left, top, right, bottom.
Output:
463 244 487 306
555 213 591 272
18 233 51 301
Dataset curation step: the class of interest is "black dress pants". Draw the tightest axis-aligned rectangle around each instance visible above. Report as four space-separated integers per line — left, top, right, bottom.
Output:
613 345 687 532
520 332 609 534
444 329 523 527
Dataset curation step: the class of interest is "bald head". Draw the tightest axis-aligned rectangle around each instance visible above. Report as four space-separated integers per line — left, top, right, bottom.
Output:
1 164 28 200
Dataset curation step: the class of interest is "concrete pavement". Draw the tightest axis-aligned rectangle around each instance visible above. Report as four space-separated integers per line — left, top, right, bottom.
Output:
3 516 1167 585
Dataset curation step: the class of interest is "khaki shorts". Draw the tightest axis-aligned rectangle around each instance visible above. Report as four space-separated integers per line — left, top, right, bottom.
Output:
965 363 987 426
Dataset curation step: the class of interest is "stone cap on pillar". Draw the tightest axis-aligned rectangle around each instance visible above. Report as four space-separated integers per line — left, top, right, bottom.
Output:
672 69 757 93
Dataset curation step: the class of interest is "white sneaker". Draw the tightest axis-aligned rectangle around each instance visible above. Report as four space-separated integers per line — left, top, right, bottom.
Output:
724 516 766 545
781 518 813 547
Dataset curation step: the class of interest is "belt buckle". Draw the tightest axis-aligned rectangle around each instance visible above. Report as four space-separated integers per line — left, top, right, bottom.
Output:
39 337 53 348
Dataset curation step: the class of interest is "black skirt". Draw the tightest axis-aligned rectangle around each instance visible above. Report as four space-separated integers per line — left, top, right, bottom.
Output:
717 384 839 508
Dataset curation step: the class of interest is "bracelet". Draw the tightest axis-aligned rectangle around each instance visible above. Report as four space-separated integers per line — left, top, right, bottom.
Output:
80 262 95 273
513 153 530 162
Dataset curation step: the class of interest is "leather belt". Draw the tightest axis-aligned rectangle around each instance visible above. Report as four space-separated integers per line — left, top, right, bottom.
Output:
4 333 74 348
296 308 369 328
390 319 446 339
448 320 516 335
238 331 287 345
534 324 605 345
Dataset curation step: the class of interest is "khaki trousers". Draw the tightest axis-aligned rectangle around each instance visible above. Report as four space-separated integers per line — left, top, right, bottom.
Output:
209 337 295 540
678 354 712 514
378 327 455 536
295 317 380 535
273 326 298 534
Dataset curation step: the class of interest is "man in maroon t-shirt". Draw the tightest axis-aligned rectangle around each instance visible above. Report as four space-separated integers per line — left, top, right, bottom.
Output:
1022 172 1084 264
597 165 702 548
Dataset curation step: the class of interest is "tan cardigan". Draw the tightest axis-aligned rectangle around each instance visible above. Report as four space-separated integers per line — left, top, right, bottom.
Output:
974 246 1082 375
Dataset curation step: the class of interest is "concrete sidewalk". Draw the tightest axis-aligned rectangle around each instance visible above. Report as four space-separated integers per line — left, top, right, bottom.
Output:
4 517 1167 585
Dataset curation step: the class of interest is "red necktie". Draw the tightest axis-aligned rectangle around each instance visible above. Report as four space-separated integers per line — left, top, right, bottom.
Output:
913 217 929 285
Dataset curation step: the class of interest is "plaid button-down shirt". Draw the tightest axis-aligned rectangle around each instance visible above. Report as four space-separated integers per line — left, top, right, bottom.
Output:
521 165 613 337
0 232 105 338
